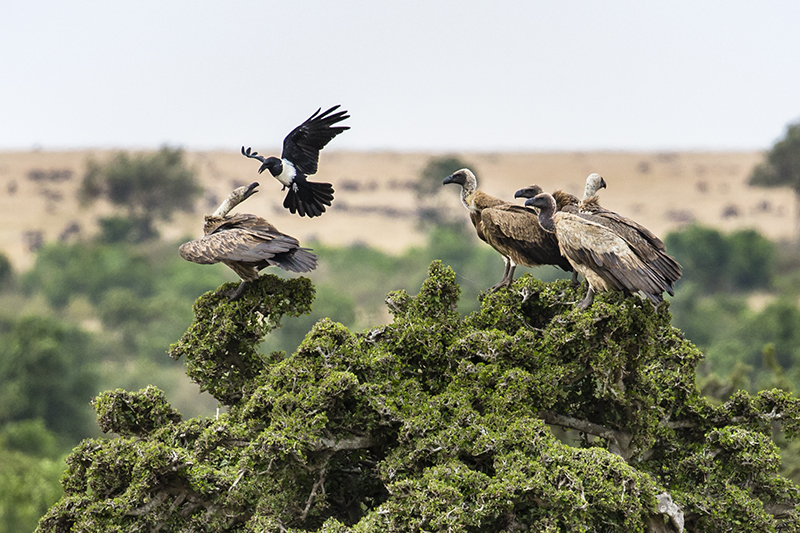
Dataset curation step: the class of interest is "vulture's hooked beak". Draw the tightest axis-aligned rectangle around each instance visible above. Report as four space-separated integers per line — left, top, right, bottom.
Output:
243 182 259 200
514 185 544 199
525 195 549 210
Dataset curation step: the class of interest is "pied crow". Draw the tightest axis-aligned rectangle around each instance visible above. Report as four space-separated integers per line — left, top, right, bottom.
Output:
241 105 349 218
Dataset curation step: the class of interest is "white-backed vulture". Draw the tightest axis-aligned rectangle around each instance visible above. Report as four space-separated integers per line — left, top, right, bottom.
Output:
582 173 607 200
525 192 673 309
179 182 317 300
514 173 605 209
514 185 581 285
241 105 349 218
442 168 573 292
577 173 682 293
515 185 580 213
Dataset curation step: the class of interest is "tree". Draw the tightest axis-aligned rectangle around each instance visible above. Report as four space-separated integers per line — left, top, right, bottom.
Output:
0 315 99 442
0 251 13 288
415 155 474 228
749 120 800 240
665 225 776 294
0 420 65 533
38 264 800 531
79 146 202 241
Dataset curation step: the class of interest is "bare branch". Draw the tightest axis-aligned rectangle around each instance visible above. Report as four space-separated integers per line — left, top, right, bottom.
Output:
540 411 632 459
315 435 377 452
301 461 329 523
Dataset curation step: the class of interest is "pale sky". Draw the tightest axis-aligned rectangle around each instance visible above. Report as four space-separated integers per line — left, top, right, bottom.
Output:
2 1 799 152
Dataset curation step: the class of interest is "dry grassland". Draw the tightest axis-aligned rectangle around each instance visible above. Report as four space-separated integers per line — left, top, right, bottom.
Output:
0 149 791 272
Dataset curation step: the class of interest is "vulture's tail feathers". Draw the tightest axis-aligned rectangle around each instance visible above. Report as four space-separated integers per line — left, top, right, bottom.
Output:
268 248 318 273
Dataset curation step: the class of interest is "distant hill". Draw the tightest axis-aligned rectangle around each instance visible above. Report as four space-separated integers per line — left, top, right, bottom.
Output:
0 149 784 271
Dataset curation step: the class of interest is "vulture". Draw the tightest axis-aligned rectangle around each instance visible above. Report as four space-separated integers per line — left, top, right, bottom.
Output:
513 172 605 210
582 172 607 201
515 185 580 213
513 185 581 284
179 182 317 301
577 173 682 293
442 168 573 292
241 105 349 218
525 192 674 309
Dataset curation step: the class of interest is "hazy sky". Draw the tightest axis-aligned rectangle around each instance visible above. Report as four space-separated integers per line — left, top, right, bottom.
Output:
2 1 799 152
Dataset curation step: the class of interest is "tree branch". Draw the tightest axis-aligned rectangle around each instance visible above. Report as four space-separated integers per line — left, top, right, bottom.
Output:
540 411 632 459
301 460 329 523
314 435 377 452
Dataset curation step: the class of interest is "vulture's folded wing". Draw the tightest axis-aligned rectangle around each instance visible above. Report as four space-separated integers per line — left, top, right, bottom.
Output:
179 228 299 265
556 215 668 296
579 199 681 286
480 205 570 270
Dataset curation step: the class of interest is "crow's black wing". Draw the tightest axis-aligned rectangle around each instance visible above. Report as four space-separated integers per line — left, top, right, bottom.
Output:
282 105 349 175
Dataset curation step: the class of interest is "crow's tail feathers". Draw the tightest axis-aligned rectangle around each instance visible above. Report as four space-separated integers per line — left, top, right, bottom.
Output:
283 181 335 218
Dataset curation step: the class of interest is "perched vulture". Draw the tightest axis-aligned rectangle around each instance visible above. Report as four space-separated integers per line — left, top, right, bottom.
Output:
179 182 317 300
241 105 349 218
582 173 607 201
525 192 673 309
442 168 573 292
577 174 682 293
513 185 581 284
514 172 605 209
515 185 579 213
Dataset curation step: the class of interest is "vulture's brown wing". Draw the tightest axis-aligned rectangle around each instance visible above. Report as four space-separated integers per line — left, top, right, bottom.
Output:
470 211 487 243
580 198 681 286
556 215 670 296
179 228 299 265
209 213 277 234
552 190 580 212
480 205 572 271
581 197 665 250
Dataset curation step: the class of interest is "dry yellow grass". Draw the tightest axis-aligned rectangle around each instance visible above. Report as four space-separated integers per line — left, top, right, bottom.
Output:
0 149 791 271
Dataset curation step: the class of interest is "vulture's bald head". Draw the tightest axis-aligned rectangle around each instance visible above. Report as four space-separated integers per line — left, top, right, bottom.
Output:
514 184 544 199
442 168 477 190
583 173 607 200
525 192 557 214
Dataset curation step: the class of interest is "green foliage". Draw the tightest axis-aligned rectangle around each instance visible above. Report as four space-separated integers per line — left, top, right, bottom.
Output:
0 422 67 533
21 239 226 365
0 315 99 442
0 419 60 458
93 386 183 437
749 120 800 192
169 275 316 404
416 155 474 228
0 448 64 533
37 263 800 531
727 229 777 290
96 215 144 244
416 155 474 199
22 242 155 308
665 224 776 293
79 146 202 241
0 251 13 287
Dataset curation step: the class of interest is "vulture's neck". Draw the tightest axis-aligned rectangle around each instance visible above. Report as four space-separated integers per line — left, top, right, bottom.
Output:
537 209 557 233
212 192 246 218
